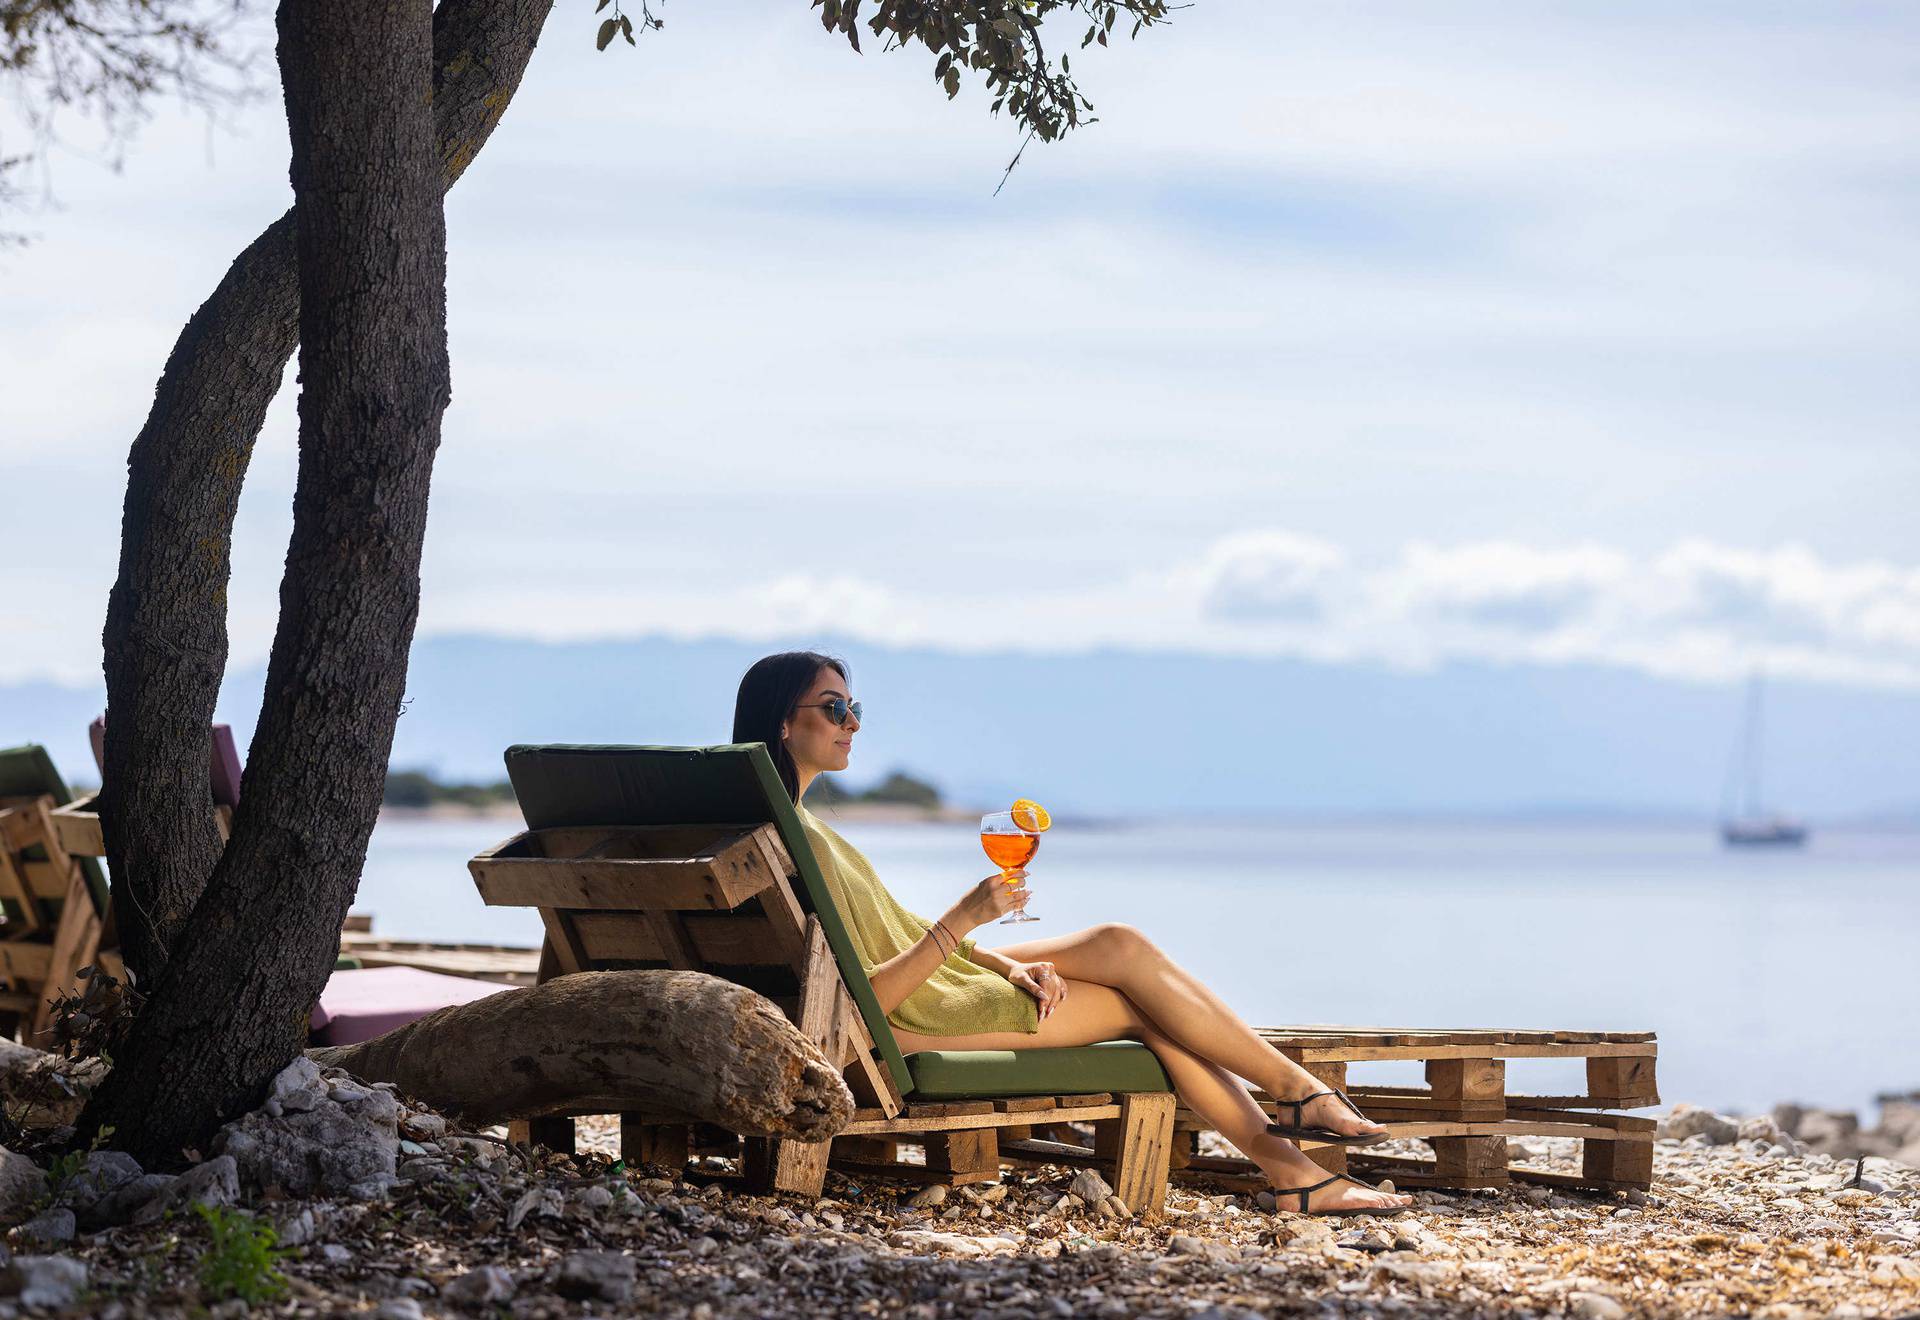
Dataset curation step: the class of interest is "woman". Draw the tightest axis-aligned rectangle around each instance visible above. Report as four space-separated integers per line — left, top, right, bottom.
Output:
734 651 1413 1216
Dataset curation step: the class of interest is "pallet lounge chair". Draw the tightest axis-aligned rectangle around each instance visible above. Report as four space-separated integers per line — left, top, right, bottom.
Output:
468 742 1178 1211
0 744 115 1042
51 719 241 858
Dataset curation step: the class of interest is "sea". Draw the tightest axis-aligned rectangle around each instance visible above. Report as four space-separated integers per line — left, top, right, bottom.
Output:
355 814 1920 1122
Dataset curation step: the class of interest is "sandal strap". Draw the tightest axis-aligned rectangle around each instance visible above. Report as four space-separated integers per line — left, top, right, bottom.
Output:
1268 1171 1380 1213
1267 1172 1344 1214
1272 1089 1335 1128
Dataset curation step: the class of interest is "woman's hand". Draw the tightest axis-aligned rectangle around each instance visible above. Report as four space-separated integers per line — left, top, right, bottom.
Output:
948 870 1029 931
1007 959 1068 1021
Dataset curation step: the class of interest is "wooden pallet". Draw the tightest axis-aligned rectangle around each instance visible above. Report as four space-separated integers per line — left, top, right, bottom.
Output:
0 793 116 1042
1171 1029 1658 1193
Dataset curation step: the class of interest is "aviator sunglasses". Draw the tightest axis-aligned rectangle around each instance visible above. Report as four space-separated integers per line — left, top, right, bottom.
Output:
795 697 863 726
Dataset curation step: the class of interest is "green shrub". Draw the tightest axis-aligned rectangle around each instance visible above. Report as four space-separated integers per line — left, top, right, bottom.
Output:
195 1203 289 1305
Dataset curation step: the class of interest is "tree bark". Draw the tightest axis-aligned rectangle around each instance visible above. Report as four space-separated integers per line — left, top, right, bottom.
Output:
99 0 553 985
309 972 855 1136
84 0 452 1168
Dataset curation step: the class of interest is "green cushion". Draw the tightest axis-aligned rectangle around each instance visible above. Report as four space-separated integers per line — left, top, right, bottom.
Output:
504 743 913 1096
0 744 109 916
905 1040 1172 1099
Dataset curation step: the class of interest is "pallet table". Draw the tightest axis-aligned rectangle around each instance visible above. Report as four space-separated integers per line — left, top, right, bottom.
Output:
1168 1026 1658 1193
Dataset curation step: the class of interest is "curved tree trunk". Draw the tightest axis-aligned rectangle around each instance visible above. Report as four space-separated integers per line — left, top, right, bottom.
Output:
86 0 452 1168
99 0 553 984
310 972 855 1137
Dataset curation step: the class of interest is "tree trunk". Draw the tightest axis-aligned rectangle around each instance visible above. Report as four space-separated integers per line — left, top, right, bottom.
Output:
309 972 855 1137
83 0 451 1169
98 0 553 985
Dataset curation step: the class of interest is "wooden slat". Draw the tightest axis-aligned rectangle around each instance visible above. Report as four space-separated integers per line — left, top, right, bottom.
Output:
47 794 105 858
1296 1041 1656 1062
30 866 102 1042
0 799 54 853
1507 1106 1657 1133
538 908 590 976
643 910 701 971
841 1100 1121 1137
20 862 68 902
0 943 54 982
0 845 42 936
471 826 781 912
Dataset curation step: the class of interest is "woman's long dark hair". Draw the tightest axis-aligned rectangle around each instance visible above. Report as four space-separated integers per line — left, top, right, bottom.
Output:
733 651 849 802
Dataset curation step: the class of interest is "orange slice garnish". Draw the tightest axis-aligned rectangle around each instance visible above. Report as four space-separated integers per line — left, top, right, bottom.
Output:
1010 799 1052 832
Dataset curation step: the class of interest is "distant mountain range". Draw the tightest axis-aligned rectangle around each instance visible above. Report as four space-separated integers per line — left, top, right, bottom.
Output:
6 633 1918 820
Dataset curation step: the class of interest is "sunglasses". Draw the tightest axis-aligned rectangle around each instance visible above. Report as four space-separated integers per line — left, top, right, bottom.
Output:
795 698 863 726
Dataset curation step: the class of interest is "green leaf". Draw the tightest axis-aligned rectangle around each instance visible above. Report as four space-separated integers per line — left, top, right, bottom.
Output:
596 16 618 49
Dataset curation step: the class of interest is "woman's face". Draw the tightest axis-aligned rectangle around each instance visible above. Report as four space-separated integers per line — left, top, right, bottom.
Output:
783 664 860 776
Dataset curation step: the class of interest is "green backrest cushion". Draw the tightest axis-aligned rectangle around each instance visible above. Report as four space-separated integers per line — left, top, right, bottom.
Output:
0 744 110 915
504 743 913 1095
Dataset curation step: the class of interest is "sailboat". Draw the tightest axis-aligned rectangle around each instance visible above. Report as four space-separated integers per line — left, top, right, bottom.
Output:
1719 671 1808 847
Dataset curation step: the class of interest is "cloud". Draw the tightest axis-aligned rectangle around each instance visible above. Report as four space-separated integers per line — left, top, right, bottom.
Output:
1192 531 1344 621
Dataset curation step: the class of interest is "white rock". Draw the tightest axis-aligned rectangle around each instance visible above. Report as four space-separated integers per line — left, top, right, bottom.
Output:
1658 1105 1739 1145
1569 1291 1628 1320
905 1184 948 1209
1 1256 88 1309
373 1301 424 1320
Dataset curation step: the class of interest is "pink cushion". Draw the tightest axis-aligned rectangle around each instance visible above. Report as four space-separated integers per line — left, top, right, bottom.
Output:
311 965 509 1045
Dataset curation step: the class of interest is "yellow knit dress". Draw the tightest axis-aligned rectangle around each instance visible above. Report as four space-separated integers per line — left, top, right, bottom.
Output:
797 804 1039 1037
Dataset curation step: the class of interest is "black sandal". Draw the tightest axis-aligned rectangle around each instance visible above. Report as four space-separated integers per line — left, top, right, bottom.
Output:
1268 1171 1406 1217
1265 1089 1391 1146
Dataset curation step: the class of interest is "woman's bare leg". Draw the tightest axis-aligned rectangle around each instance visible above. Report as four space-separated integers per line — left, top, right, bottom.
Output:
894 980 1410 1213
993 923 1385 1140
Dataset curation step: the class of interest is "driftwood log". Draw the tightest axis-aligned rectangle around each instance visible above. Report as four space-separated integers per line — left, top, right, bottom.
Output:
308 970 853 1138
0 1040 105 1129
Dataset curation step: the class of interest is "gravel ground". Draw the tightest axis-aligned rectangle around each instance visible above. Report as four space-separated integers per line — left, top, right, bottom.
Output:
28 1112 1919 1318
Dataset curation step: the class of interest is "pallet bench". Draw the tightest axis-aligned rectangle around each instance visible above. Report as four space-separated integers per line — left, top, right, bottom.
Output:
1168 1027 1659 1193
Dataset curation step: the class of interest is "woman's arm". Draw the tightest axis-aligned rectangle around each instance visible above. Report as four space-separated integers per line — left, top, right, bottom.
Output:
866 870 1029 1015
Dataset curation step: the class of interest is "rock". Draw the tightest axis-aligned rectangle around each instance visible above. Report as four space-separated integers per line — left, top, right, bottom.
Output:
0 1255 88 1309
132 1156 239 1226
373 1301 424 1320
16 1209 75 1247
506 1186 564 1230
1797 1109 1862 1153
1040 1192 1082 1218
1068 1169 1114 1204
1374 1257 1454 1285
1101 1194 1132 1219
317 1243 352 1265
886 1230 1016 1257
688 1235 719 1257
905 1184 948 1209
1336 1227 1395 1253
1254 1190 1277 1213
1739 1115 1800 1151
442 1265 516 1307
1169 1234 1209 1256
0 1147 49 1218
568 1184 614 1215
1772 1103 1807 1137
215 1058 398 1198
554 1250 635 1303
54 1149 143 1211
1658 1104 1738 1145
1569 1292 1628 1320
959 1183 1008 1205
400 1112 448 1141
81 1173 178 1230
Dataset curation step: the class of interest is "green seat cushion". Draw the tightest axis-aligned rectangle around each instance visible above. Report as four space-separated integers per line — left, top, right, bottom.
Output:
904 1040 1171 1099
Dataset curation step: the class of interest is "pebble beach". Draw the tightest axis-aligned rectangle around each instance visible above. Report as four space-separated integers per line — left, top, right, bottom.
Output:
17 1084 1918 1318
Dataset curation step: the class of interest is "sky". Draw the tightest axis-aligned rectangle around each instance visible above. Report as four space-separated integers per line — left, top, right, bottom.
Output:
2 0 1917 692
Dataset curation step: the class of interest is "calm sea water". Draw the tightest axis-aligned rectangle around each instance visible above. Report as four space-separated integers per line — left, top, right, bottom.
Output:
355 814 1920 1119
